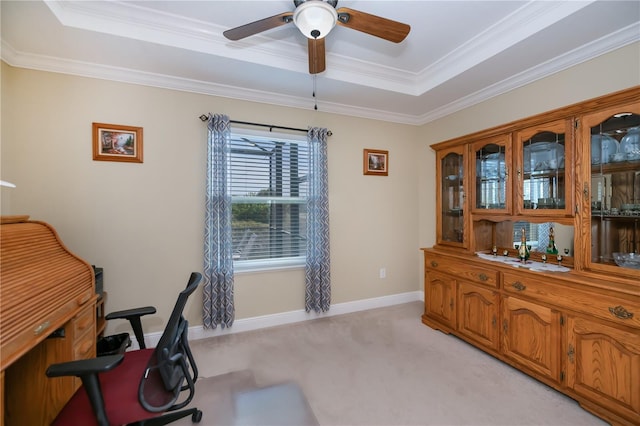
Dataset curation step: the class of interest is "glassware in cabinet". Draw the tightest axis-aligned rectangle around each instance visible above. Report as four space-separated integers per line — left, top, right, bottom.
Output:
581 102 640 274
471 135 512 213
437 147 466 247
514 120 572 216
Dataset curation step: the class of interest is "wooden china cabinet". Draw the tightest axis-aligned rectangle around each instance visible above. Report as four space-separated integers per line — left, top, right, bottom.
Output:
470 134 512 215
423 86 640 426
436 145 467 248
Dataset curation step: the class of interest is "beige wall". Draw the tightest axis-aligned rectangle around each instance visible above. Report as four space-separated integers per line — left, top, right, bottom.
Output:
2 42 638 335
0 63 420 335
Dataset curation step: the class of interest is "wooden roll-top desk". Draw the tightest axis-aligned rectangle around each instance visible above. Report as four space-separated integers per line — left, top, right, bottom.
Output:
0 216 97 425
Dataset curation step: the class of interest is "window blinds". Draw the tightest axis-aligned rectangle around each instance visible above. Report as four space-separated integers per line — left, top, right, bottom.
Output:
229 134 309 263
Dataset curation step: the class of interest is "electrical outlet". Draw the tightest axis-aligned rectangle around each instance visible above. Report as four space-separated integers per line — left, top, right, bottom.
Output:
379 268 386 279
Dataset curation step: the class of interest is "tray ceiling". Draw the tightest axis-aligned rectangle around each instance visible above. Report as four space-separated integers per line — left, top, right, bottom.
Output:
1 1 638 124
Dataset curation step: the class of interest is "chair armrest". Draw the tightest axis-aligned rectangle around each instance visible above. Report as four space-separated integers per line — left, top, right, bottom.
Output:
46 354 124 378
47 355 123 426
105 306 156 349
105 306 156 321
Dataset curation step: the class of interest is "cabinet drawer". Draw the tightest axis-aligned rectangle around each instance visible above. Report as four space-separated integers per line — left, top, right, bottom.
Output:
74 330 95 360
503 272 640 328
73 304 95 338
72 327 96 390
426 255 498 288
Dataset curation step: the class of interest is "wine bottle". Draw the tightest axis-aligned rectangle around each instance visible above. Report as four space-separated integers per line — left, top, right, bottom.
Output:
519 227 530 261
547 226 559 255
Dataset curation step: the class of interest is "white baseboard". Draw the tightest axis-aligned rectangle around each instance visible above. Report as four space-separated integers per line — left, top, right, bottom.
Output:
137 291 423 349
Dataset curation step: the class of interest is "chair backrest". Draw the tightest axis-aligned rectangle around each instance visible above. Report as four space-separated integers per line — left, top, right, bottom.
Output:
138 272 202 412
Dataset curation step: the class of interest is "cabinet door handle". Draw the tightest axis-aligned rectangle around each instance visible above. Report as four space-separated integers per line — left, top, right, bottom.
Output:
608 305 634 320
449 299 454 310
502 319 508 333
511 281 526 291
430 261 438 268
492 315 496 328
479 273 488 282
567 344 575 363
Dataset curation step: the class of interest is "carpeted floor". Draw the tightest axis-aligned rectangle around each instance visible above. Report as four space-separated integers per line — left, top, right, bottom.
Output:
178 301 607 426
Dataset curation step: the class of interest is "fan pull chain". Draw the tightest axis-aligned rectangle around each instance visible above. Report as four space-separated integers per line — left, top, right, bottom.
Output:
313 74 318 111
311 37 318 111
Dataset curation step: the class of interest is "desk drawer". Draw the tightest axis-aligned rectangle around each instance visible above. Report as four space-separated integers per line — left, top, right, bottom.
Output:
426 254 498 288
503 272 640 328
73 304 95 337
73 327 96 390
73 303 96 361
74 330 95 360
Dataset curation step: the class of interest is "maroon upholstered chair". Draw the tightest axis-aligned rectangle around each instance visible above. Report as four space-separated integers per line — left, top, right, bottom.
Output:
46 272 203 426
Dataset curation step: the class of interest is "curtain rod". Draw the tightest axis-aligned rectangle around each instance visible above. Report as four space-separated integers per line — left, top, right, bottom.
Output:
199 115 332 136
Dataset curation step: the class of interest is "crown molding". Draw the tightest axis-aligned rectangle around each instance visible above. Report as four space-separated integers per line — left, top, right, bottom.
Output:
43 0 418 94
0 39 420 125
4 20 637 127
414 0 595 94
41 0 595 97
416 23 640 124
6 20 640 125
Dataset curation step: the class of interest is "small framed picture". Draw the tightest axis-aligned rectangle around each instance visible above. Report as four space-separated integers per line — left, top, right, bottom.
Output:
363 149 388 176
93 123 143 163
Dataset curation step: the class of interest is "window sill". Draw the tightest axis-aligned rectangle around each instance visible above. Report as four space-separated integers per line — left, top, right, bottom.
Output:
234 257 305 274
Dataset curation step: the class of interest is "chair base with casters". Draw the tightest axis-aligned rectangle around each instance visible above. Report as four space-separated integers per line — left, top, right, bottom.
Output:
47 272 204 426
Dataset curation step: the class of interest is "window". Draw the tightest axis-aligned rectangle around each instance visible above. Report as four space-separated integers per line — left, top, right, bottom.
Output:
229 130 309 271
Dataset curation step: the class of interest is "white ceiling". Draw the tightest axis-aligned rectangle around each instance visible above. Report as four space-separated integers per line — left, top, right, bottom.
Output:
2 1 639 125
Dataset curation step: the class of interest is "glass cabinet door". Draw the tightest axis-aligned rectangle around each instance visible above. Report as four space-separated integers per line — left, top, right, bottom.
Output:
437 147 466 247
515 120 572 216
582 102 640 275
471 135 512 213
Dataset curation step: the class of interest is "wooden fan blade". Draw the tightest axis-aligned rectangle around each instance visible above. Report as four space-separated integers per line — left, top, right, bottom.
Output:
335 7 410 43
223 12 293 41
308 38 326 74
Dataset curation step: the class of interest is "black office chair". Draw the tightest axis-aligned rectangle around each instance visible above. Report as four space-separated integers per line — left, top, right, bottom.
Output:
46 272 203 426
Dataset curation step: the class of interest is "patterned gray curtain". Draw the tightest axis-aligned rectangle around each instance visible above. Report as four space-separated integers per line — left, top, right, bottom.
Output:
203 113 235 328
305 127 331 313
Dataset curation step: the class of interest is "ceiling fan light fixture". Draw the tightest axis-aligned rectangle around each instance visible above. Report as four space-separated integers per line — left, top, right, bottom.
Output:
293 1 338 39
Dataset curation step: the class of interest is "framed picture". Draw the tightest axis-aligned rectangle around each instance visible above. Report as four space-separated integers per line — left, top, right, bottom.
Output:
93 123 143 163
363 149 388 176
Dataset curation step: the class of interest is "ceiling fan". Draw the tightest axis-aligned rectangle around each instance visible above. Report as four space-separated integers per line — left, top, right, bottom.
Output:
223 0 411 74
